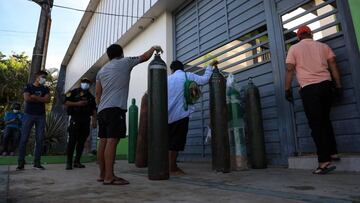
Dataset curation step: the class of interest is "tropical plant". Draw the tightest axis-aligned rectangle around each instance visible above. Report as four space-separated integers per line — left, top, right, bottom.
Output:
43 112 67 154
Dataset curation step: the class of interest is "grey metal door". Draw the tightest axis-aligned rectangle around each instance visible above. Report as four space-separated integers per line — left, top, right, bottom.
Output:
273 0 360 155
174 0 287 165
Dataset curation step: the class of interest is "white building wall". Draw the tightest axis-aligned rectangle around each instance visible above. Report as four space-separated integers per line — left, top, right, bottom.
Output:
125 12 173 118
65 0 158 91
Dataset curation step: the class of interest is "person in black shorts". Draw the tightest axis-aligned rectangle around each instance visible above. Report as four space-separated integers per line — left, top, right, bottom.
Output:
167 60 216 175
95 44 163 185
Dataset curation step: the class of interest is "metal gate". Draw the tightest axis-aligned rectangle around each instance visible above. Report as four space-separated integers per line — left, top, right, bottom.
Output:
174 0 360 165
272 0 360 155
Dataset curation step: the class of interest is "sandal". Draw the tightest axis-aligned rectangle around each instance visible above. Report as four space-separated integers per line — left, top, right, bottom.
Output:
103 179 129 185
97 176 127 182
312 164 336 175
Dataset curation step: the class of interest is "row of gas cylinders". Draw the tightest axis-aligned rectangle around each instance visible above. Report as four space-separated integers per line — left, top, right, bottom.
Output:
128 54 266 180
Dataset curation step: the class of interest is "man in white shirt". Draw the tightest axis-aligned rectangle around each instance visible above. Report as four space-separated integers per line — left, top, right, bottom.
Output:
167 60 217 175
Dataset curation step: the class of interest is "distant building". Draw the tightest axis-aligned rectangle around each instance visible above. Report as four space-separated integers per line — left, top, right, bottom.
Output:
57 0 360 165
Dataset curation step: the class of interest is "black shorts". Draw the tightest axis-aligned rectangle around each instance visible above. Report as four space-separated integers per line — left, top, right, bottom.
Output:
98 107 126 139
168 117 189 151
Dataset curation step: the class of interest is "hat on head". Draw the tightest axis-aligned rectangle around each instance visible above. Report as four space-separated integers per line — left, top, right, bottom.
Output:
81 77 91 83
297 25 312 39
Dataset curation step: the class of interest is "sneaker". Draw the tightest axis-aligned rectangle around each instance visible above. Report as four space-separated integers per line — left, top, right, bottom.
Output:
73 162 85 168
1 152 7 156
33 164 45 170
16 164 24 171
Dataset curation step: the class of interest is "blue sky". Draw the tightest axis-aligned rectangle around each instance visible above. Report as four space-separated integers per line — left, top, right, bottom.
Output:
0 0 89 70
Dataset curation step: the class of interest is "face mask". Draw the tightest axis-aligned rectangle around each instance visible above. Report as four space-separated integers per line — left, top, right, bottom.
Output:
81 83 90 90
39 77 46 85
13 110 19 113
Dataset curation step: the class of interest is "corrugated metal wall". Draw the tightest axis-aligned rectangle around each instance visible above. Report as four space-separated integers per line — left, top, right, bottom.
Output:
66 0 157 90
174 0 284 163
276 0 360 154
175 0 360 165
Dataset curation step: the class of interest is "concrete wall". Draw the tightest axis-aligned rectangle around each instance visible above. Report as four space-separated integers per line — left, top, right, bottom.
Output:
348 0 360 50
64 0 158 92
123 12 173 132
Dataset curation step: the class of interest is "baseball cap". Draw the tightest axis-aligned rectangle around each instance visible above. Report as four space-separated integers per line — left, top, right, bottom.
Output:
297 25 312 39
81 77 91 83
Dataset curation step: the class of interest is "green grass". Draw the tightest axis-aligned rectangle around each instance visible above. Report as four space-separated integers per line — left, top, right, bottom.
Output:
0 137 130 165
0 154 128 165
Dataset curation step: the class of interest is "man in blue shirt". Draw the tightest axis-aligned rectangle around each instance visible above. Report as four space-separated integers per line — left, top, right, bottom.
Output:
17 70 50 170
167 60 217 175
1 103 22 156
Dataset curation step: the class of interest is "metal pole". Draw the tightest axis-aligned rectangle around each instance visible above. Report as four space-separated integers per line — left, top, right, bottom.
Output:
29 0 53 83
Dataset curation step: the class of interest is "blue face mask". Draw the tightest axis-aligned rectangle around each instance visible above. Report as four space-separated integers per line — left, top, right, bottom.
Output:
81 83 90 90
39 77 46 85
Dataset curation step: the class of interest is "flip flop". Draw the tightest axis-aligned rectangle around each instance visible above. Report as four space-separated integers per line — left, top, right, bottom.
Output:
103 179 129 185
97 176 126 182
313 164 336 175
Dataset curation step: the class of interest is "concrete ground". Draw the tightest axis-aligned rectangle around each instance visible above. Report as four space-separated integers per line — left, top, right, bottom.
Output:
1 161 360 203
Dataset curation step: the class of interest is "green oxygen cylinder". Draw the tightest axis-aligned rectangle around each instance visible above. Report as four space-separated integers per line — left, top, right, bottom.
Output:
209 66 230 173
148 53 169 180
244 78 267 169
227 78 248 171
128 98 138 164
136 93 148 168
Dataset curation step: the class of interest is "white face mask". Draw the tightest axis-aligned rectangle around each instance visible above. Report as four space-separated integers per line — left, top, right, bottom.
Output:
80 83 90 90
39 77 46 85
13 110 19 113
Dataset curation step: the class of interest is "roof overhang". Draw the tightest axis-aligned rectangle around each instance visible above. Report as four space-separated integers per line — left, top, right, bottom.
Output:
62 0 188 91
61 0 100 66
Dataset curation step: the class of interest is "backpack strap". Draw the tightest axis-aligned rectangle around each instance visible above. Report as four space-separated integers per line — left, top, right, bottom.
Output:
184 71 189 111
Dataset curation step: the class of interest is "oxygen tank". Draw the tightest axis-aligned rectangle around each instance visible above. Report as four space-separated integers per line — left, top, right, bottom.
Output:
148 53 169 180
226 75 248 171
136 93 148 168
244 78 267 169
209 66 230 173
128 98 138 164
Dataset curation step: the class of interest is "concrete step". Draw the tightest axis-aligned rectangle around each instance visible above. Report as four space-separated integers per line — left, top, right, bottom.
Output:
288 155 360 172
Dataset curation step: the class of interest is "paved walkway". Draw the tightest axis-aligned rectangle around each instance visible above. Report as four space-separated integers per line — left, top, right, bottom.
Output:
0 165 9 203
2 161 360 203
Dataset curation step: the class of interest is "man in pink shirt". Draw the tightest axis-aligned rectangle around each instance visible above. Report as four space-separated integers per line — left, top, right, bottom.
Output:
285 25 342 174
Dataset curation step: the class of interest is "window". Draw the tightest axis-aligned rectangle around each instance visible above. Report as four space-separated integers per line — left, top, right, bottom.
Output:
185 25 270 74
281 0 341 50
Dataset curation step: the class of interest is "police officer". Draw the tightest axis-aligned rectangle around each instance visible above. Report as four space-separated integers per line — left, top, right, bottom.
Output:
64 78 97 170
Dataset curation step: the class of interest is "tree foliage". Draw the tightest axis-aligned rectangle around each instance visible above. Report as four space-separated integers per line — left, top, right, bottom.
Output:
0 51 30 106
0 51 58 110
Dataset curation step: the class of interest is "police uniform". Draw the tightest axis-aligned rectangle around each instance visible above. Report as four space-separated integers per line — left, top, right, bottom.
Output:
65 87 96 169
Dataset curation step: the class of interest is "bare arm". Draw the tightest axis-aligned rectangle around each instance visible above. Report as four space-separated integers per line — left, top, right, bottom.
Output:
95 80 102 105
328 57 342 88
139 46 163 63
91 110 97 128
64 100 87 107
285 63 296 91
30 94 50 103
24 92 37 102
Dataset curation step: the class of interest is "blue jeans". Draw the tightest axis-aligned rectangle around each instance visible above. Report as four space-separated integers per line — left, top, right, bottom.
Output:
18 114 46 164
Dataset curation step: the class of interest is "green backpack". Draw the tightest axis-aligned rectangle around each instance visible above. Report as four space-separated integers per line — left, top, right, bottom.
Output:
184 72 201 111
